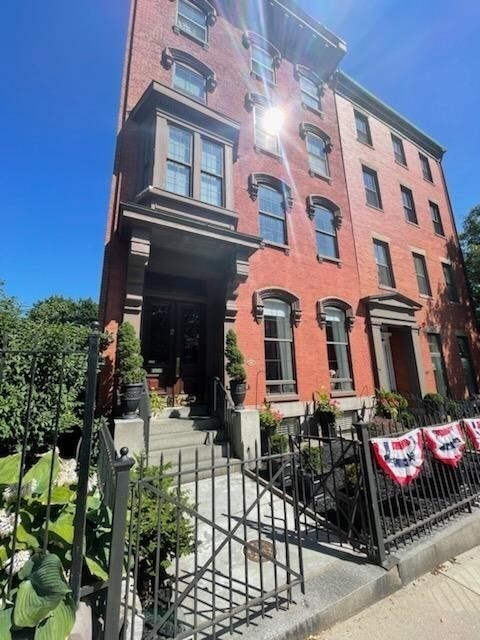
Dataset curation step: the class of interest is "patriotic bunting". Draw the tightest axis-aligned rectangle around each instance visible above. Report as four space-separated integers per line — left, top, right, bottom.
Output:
422 422 465 467
371 429 424 486
462 418 480 450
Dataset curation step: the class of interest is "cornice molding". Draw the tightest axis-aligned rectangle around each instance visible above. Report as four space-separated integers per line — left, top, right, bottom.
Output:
242 31 282 68
162 48 217 92
248 173 294 210
253 288 302 326
299 122 333 152
316 298 355 330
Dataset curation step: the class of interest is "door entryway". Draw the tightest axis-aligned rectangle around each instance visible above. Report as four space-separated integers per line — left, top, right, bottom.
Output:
142 298 206 402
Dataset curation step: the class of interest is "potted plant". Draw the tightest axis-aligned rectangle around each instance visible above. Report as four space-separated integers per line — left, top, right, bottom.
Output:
423 392 446 418
225 329 247 408
314 389 342 437
117 322 147 419
259 403 283 454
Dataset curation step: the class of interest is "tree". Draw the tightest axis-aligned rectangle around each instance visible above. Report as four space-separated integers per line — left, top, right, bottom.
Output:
0 280 21 334
27 295 98 327
460 204 480 318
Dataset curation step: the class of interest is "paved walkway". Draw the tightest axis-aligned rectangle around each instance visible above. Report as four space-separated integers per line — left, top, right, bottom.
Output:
312 545 480 640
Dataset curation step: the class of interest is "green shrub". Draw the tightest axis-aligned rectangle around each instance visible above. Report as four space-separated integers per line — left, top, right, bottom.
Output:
375 390 408 419
270 433 289 455
225 329 246 382
301 446 322 474
117 322 146 385
130 463 195 604
149 390 167 414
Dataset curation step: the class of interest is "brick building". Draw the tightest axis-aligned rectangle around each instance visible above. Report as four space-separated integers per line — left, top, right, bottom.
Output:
100 0 479 426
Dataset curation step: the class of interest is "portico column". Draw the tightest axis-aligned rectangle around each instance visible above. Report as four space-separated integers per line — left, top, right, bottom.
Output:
370 321 390 390
123 229 151 335
410 326 427 397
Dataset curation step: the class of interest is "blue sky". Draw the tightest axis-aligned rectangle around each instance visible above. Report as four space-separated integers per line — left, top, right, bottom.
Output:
1 0 479 307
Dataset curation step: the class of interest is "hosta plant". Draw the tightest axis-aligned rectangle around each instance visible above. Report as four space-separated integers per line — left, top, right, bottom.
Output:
0 451 110 639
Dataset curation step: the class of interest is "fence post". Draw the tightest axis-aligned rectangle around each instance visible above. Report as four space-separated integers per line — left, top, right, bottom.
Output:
355 421 388 568
104 448 135 640
70 322 101 603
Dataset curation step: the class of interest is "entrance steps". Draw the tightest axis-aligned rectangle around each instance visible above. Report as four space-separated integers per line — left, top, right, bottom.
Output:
148 411 240 481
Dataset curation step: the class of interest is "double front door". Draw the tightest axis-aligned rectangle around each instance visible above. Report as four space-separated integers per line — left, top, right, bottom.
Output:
142 299 205 401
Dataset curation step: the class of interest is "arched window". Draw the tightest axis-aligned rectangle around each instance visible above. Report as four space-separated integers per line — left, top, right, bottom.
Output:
318 302 354 392
295 65 325 113
264 298 297 396
242 32 281 85
174 0 216 45
249 174 293 246
300 123 332 179
162 48 217 104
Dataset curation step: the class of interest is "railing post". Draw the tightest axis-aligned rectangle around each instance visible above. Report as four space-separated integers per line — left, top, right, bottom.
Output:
355 421 388 567
104 447 135 640
70 322 100 603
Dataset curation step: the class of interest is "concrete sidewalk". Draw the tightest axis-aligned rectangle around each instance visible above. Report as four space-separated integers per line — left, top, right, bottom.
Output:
314 545 480 640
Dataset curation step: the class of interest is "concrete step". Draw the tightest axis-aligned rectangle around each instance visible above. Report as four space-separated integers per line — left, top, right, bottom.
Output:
149 417 220 435
147 444 240 481
149 427 226 449
155 405 208 419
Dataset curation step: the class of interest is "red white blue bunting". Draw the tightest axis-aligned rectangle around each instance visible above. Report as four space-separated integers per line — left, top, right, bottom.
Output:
462 418 480 450
371 429 424 486
422 422 465 467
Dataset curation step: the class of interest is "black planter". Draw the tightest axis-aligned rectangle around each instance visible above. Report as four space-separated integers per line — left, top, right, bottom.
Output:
230 380 247 409
121 382 144 419
316 411 336 438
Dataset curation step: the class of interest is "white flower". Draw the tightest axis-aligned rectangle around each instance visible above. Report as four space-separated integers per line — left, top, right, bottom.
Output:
56 459 78 487
3 549 31 576
2 480 38 503
87 473 98 494
0 509 16 539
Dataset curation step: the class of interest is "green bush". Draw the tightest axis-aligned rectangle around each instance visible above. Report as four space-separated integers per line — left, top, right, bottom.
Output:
130 463 195 605
117 322 146 385
0 452 109 639
270 433 289 455
375 390 408 419
301 446 322 474
225 329 246 382
149 390 167 414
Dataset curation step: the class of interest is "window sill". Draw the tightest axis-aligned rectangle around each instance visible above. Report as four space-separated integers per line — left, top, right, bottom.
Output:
302 103 324 118
254 144 282 162
395 160 408 169
423 177 434 185
357 138 374 149
331 390 356 398
172 25 209 50
378 284 397 292
266 394 300 403
250 71 276 88
262 240 290 254
434 232 446 239
419 295 433 301
308 168 331 183
317 254 342 267
366 202 384 212
405 220 419 228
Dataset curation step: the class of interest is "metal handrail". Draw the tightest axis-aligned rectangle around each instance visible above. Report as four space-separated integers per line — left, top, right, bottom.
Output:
213 375 235 411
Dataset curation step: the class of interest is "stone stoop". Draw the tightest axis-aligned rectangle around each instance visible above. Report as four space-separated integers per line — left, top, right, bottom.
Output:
148 413 240 481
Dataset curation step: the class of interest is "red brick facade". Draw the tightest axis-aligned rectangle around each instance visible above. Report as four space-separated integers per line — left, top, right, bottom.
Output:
100 0 479 416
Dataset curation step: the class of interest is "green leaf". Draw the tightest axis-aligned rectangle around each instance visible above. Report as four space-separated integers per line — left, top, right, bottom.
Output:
0 453 21 485
49 513 74 545
85 556 108 581
18 558 34 581
0 544 8 564
0 608 12 640
16 524 40 550
24 453 59 495
13 581 62 628
39 486 75 506
30 554 70 598
34 596 76 640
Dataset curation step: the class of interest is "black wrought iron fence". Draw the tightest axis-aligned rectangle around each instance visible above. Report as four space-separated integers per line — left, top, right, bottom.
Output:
356 405 480 562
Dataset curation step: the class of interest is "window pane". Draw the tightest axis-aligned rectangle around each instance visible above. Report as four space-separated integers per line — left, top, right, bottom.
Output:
264 299 296 392
168 126 192 164
355 112 371 144
402 187 417 223
430 202 444 235
427 334 448 396
254 107 279 154
325 307 353 391
202 140 223 176
165 161 190 195
307 134 329 176
413 254 430 296
443 264 458 302
317 233 337 259
259 186 284 217
173 63 205 101
420 154 433 181
260 214 285 244
200 173 222 206
300 76 319 109
177 0 207 41
363 167 380 207
392 135 406 164
457 337 478 395
251 45 275 82
374 241 393 287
